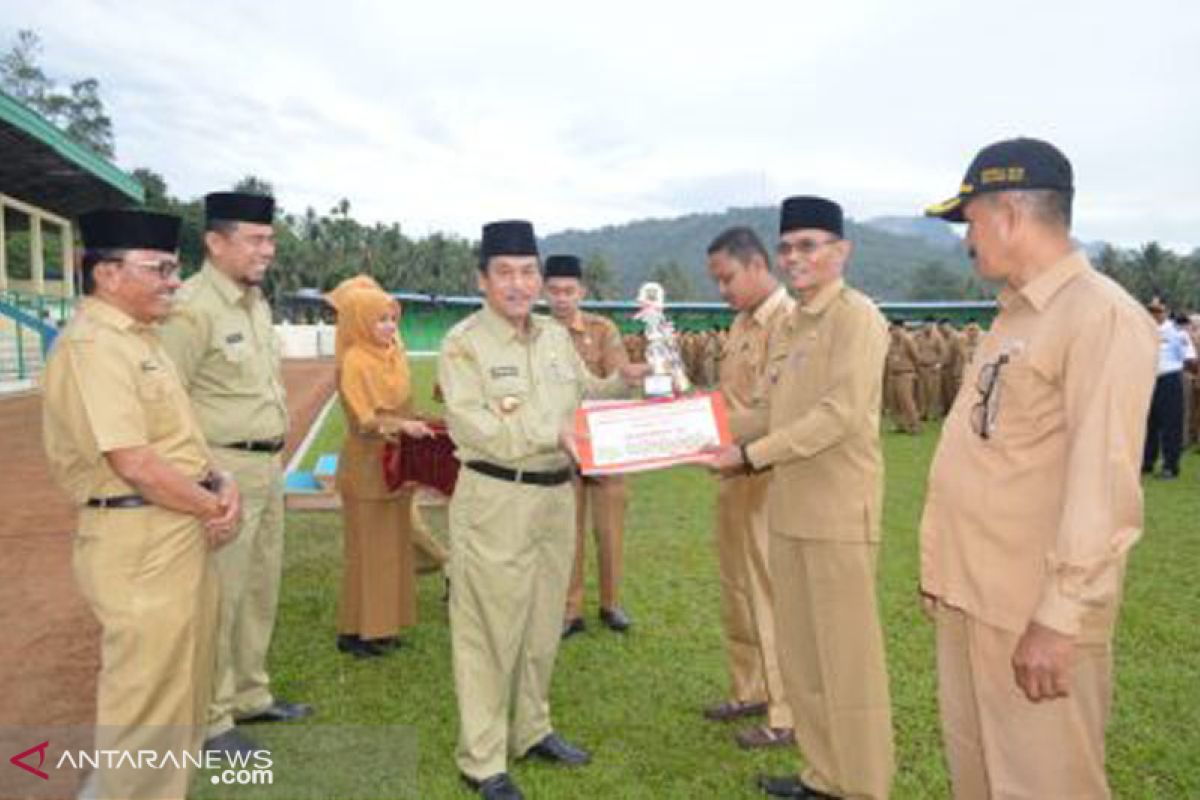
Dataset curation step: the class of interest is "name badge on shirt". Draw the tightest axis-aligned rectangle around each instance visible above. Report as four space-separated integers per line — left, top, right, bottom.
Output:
140 359 160 373
225 332 245 345
490 365 519 379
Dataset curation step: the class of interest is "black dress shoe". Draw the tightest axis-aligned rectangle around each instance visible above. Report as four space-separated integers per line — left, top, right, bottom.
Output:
524 732 591 766
369 636 404 651
599 606 631 632
337 634 386 659
204 729 265 761
561 617 586 639
757 773 840 799
236 699 314 724
461 771 524 799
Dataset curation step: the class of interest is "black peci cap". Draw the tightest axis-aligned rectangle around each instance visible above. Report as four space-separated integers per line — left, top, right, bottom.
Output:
780 195 844 237
544 254 582 279
205 191 275 224
79 209 182 252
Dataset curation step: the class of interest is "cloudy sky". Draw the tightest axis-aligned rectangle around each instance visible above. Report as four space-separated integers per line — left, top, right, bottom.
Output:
6 1 1199 249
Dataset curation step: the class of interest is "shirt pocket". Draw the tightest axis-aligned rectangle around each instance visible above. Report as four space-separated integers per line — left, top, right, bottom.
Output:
214 327 252 378
136 371 183 440
991 359 1056 444
484 374 532 412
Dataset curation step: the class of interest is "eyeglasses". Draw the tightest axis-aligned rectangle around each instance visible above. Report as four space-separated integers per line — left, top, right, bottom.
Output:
969 353 1009 439
776 237 840 258
124 259 182 281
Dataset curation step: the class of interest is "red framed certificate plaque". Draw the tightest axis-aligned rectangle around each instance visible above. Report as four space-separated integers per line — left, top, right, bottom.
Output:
574 392 731 476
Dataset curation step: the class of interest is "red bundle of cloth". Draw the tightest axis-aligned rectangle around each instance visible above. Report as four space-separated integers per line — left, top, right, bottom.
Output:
381 420 460 497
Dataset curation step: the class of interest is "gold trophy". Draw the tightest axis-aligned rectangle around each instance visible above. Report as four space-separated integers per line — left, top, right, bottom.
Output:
634 282 692 398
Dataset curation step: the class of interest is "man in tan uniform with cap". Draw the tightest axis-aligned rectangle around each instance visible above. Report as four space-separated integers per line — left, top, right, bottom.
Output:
439 220 645 800
711 196 894 799
160 192 311 759
42 209 241 799
921 137 1157 799
542 253 634 638
702 226 795 751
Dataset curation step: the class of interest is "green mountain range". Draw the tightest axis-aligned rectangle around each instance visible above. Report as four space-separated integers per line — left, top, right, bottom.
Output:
540 206 974 301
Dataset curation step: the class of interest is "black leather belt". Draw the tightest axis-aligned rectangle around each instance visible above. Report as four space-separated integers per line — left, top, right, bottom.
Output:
86 474 223 509
220 438 286 453
466 461 573 486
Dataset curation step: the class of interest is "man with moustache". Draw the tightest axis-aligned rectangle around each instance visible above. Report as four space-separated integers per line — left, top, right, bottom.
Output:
439 221 646 800
160 192 311 759
42 209 241 799
542 254 634 637
709 198 894 799
921 137 1157 798
701 226 795 751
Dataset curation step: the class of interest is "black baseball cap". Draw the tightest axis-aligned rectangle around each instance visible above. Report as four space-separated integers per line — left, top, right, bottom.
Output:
925 137 1073 222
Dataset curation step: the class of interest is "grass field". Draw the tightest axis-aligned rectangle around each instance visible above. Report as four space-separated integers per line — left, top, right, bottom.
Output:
261 357 1199 799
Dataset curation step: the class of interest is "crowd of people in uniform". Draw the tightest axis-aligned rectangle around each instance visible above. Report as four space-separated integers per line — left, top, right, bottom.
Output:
38 136 1182 800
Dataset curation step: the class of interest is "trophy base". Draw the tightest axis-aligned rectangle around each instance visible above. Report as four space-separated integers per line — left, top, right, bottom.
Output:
643 373 675 398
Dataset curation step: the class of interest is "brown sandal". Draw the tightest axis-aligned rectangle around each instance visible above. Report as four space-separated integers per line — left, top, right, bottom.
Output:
702 699 769 722
735 725 795 749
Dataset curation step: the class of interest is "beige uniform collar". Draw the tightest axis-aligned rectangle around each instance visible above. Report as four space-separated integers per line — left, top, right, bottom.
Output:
998 249 1088 312
80 296 144 332
202 260 257 306
750 284 789 327
480 303 543 343
797 278 845 317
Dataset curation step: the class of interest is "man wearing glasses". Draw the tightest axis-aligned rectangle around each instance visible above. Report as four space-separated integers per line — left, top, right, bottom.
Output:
709 197 894 799
920 138 1158 798
42 209 241 798
160 192 311 759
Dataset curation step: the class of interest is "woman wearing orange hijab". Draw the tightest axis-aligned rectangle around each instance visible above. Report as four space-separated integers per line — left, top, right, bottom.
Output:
328 280 433 658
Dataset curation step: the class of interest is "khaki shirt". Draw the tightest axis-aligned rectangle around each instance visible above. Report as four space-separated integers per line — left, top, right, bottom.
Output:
720 285 795 443
42 297 211 503
914 328 945 368
886 328 919 374
438 304 625 472
940 327 966 378
159 262 288 445
744 279 888 541
920 251 1157 639
562 311 628 378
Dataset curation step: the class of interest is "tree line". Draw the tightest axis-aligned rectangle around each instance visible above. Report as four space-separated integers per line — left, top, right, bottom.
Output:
3 29 1199 312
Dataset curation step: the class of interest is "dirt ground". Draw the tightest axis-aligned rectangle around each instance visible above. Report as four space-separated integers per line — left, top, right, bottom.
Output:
0 359 336 730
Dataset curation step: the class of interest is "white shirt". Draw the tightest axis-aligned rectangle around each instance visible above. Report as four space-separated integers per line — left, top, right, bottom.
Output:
1157 320 1193 375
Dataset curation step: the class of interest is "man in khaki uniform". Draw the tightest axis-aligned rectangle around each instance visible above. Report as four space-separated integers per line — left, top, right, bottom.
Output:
921 137 1158 799
543 254 634 637
711 197 894 799
885 320 922 434
938 319 966 412
42 209 241 799
702 226 795 751
159 192 311 758
914 320 946 420
439 221 644 800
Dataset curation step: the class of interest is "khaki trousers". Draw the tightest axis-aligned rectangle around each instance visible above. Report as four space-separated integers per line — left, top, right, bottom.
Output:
935 603 1112 800
919 367 944 420
770 536 894 799
449 469 575 780
716 473 792 728
206 449 284 738
338 493 417 638
73 505 217 800
564 475 626 620
886 371 921 433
